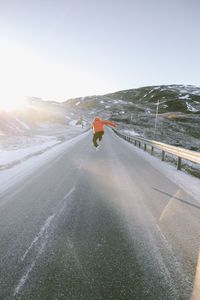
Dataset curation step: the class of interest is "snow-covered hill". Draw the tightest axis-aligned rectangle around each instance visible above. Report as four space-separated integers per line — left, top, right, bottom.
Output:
0 97 87 171
0 97 86 135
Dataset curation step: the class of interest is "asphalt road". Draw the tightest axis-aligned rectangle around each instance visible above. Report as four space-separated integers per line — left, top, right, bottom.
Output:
0 129 200 300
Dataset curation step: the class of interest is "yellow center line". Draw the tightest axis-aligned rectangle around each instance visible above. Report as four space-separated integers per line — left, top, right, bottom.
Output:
159 190 180 222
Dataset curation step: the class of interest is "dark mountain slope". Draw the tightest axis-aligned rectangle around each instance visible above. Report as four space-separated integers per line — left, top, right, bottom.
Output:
63 84 200 151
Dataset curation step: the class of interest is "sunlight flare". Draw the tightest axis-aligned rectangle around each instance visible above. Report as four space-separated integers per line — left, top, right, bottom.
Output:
0 92 26 112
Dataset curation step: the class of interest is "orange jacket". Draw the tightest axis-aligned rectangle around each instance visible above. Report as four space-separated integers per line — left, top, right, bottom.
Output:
91 117 116 133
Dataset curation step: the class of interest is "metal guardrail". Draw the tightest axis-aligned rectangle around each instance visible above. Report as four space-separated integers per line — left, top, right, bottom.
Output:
113 129 200 170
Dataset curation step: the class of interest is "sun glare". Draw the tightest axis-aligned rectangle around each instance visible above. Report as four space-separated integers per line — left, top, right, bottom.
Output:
0 94 26 112
0 38 113 102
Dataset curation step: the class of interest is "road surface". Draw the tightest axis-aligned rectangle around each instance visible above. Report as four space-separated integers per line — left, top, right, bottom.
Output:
0 129 200 300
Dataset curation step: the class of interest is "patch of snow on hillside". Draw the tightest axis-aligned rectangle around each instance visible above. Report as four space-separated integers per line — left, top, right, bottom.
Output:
179 95 190 100
191 90 200 95
112 99 126 104
38 122 65 130
69 120 78 126
143 89 156 98
76 101 80 106
145 108 151 114
186 102 198 112
9 122 23 132
16 118 30 130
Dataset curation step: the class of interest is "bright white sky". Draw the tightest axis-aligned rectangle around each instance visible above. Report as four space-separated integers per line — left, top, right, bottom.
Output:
0 0 200 103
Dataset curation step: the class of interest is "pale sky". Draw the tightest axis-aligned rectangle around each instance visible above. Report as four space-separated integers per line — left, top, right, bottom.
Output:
0 0 200 102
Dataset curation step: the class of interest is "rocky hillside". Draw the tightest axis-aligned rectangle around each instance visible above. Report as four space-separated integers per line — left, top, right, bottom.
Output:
63 85 200 151
1 85 200 152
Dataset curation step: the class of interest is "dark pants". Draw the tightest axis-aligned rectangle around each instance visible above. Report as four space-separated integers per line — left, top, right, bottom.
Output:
93 131 104 147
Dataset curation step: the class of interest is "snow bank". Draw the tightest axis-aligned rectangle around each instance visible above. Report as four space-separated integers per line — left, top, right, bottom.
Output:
122 129 140 136
0 140 59 167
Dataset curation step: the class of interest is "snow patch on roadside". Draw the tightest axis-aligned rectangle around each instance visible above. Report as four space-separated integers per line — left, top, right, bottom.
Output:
122 129 140 136
0 140 59 167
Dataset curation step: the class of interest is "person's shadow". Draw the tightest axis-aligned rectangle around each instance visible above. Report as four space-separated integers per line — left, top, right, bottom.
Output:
152 187 200 210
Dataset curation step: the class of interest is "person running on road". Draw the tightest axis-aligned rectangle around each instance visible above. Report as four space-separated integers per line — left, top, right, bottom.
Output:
91 117 116 148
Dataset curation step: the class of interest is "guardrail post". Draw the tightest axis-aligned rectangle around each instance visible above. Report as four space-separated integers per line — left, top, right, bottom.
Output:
134 140 136 146
151 146 154 155
139 141 141 148
162 151 165 161
144 144 147 151
177 157 182 170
